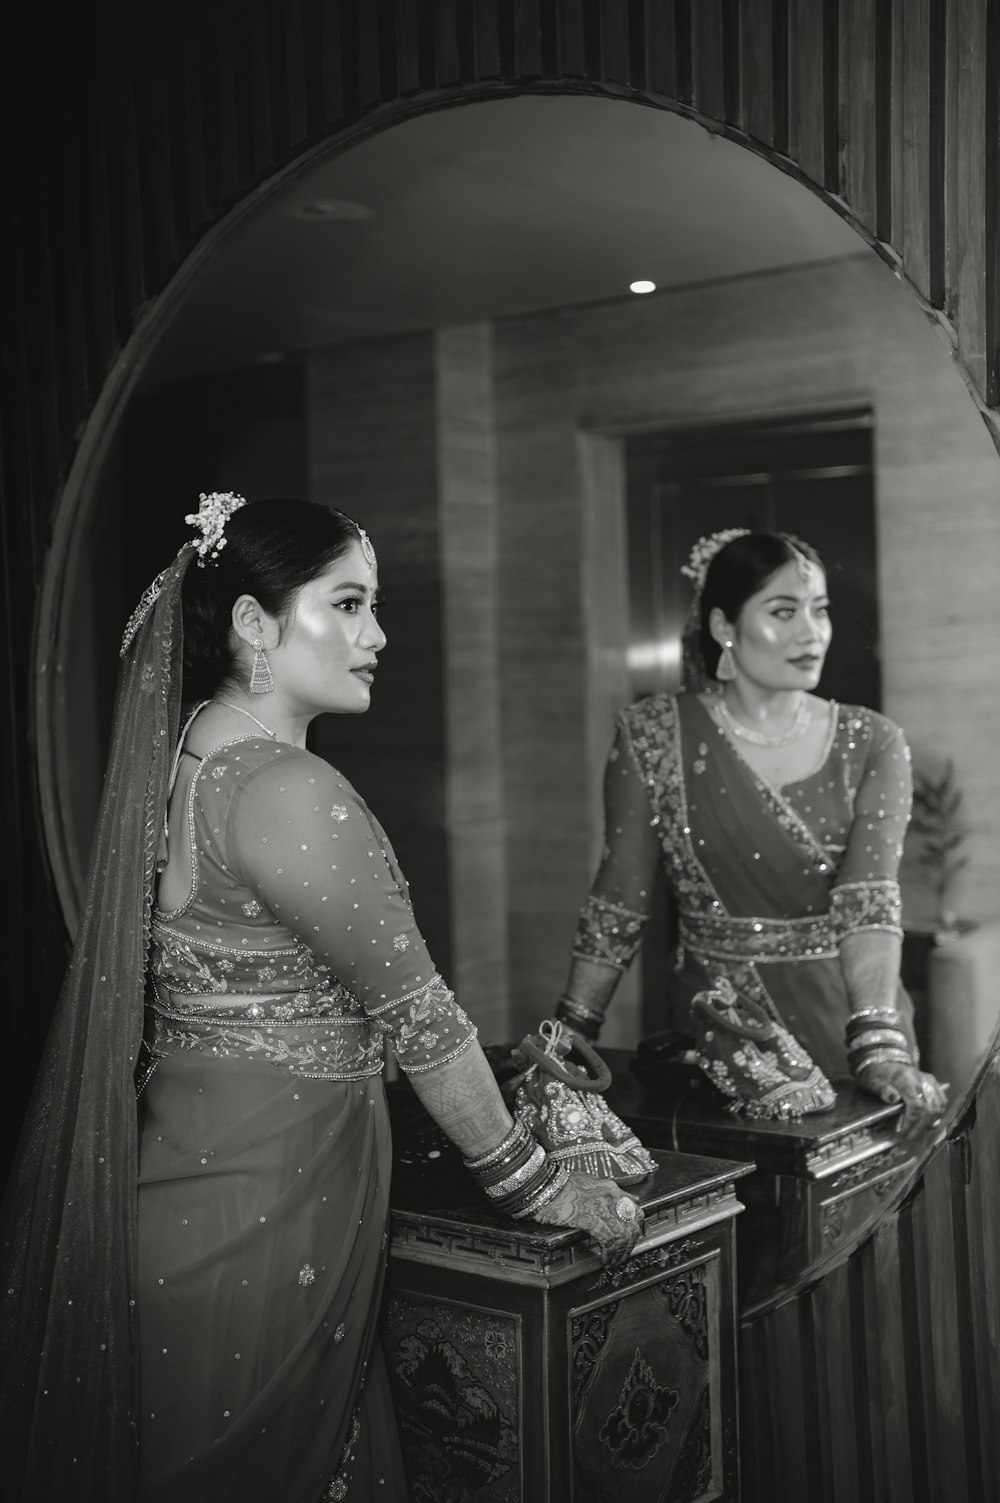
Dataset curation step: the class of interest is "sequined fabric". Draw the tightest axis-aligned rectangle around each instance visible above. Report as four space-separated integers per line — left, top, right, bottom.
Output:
147 738 476 1082
571 691 917 1080
138 735 445 1499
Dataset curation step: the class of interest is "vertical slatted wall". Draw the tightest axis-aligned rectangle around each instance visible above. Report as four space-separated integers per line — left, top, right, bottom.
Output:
1 4 998 1488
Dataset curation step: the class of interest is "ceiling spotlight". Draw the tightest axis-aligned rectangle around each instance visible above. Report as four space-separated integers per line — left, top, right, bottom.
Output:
629 279 656 294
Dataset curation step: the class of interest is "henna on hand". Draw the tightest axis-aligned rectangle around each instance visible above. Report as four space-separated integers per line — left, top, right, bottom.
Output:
532 1172 644 1267
859 1061 949 1140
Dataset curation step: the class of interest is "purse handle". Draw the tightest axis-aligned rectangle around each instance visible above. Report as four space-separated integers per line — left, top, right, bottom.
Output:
513 1018 613 1092
692 979 777 1042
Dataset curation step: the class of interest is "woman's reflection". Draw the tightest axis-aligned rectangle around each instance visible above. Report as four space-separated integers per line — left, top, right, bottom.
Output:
554 530 948 1137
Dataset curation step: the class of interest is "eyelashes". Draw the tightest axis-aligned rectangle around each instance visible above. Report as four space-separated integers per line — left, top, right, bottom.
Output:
335 596 383 616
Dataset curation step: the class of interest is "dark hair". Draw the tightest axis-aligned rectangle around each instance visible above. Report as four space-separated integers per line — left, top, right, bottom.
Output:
698 531 825 680
182 498 363 700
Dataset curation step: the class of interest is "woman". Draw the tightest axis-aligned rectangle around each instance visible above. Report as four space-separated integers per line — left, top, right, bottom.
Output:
0 495 642 1503
555 529 948 1133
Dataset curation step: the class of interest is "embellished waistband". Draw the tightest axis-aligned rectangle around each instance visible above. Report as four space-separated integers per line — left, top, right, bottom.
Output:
148 997 385 1082
679 910 839 964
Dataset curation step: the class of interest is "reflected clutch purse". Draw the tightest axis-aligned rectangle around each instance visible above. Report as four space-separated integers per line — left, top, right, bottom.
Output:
692 976 836 1120
503 1020 655 1185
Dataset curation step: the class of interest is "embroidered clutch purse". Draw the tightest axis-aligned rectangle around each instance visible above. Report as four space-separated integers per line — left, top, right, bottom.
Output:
504 1020 656 1185
692 977 837 1120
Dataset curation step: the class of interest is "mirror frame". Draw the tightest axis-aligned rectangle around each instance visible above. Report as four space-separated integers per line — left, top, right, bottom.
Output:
35 82 1000 933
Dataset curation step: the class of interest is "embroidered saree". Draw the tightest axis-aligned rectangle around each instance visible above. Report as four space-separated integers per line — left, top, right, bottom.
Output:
573 691 916 1082
138 735 478 1501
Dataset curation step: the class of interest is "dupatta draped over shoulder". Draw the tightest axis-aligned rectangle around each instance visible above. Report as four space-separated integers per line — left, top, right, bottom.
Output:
572 690 916 1081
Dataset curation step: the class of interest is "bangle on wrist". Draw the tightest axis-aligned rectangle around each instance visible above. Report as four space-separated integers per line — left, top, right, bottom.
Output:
482 1145 548 1200
848 1027 910 1053
847 1007 902 1032
556 996 605 1040
464 1120 534 1176
510 1159 570 1219
854 1047 914 1074
464 1122 569 1218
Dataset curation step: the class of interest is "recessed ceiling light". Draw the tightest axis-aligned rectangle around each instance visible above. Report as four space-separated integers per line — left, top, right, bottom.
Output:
292 199 373 222
629 279 656 294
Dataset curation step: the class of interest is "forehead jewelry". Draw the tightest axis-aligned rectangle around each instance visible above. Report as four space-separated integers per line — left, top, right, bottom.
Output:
355 523 376 568
184 490 247 565
680 528 751 597
791 547 814 580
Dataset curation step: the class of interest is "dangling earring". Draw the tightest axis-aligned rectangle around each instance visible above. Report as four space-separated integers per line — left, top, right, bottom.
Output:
249 637 274 695
716 640 737 682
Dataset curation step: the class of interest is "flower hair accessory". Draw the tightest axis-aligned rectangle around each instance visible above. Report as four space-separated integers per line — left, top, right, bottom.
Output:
680 528 751 598
121 490 247 655
184 491 247 566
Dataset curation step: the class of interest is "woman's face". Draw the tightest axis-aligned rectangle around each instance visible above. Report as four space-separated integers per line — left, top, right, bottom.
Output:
263 539 386 715
718 557 832 692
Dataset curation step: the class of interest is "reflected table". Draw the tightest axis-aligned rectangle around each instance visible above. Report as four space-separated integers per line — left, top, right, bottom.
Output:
386 1086 753 1503
605 1048 916 1307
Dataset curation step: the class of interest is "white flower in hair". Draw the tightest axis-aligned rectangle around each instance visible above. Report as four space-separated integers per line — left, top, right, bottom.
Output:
680 528 751 596
184 491 247 565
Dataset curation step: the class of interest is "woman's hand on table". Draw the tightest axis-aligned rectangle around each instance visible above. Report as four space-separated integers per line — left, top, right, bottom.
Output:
859 1062 949 1140
531 1172 644 1266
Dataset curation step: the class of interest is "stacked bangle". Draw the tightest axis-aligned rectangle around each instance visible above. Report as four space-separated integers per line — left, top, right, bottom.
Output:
555 994 605 1041
464 1122 569 1218
509 1159 570 1219
846 1007 914 1075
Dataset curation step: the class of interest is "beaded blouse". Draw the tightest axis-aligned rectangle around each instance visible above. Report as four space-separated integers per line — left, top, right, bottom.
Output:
148 737 476 1082
572 693 912 974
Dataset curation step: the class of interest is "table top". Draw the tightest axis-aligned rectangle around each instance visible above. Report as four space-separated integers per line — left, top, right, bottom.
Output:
604 1048 905 1174
387 1083 753 1283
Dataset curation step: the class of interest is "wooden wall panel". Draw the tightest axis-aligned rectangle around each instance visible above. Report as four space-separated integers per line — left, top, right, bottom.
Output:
892 0 947 304
435 325 510 1039
306 333 454 980
739 0 783 149
838 0 879 232
787 0 831 186
493 315 594 1036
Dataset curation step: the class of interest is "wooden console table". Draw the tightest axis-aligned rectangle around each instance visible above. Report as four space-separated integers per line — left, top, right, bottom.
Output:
385 1090 753 1502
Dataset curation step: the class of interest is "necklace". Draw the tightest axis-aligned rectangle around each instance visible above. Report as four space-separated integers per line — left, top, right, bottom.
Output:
215 698 278 739
717 693 810 748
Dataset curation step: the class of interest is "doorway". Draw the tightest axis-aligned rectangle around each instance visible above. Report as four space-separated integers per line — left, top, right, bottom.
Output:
625 405 879 1032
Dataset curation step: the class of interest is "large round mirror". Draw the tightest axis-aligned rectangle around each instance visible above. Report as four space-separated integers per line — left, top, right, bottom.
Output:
41 94 1000 1294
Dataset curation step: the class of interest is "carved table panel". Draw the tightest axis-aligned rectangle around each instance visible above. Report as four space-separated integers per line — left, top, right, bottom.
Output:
385 1090 751 1502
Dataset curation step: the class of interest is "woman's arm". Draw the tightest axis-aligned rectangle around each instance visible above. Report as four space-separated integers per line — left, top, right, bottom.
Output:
407 1044 644 1263
556 724 661 1039
834 718 948 1133
227 748 644 1260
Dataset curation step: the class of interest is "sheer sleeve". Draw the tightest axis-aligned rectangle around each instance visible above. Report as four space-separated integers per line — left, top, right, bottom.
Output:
226 748 477 1073
570 724 660 974
830 713 912 941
